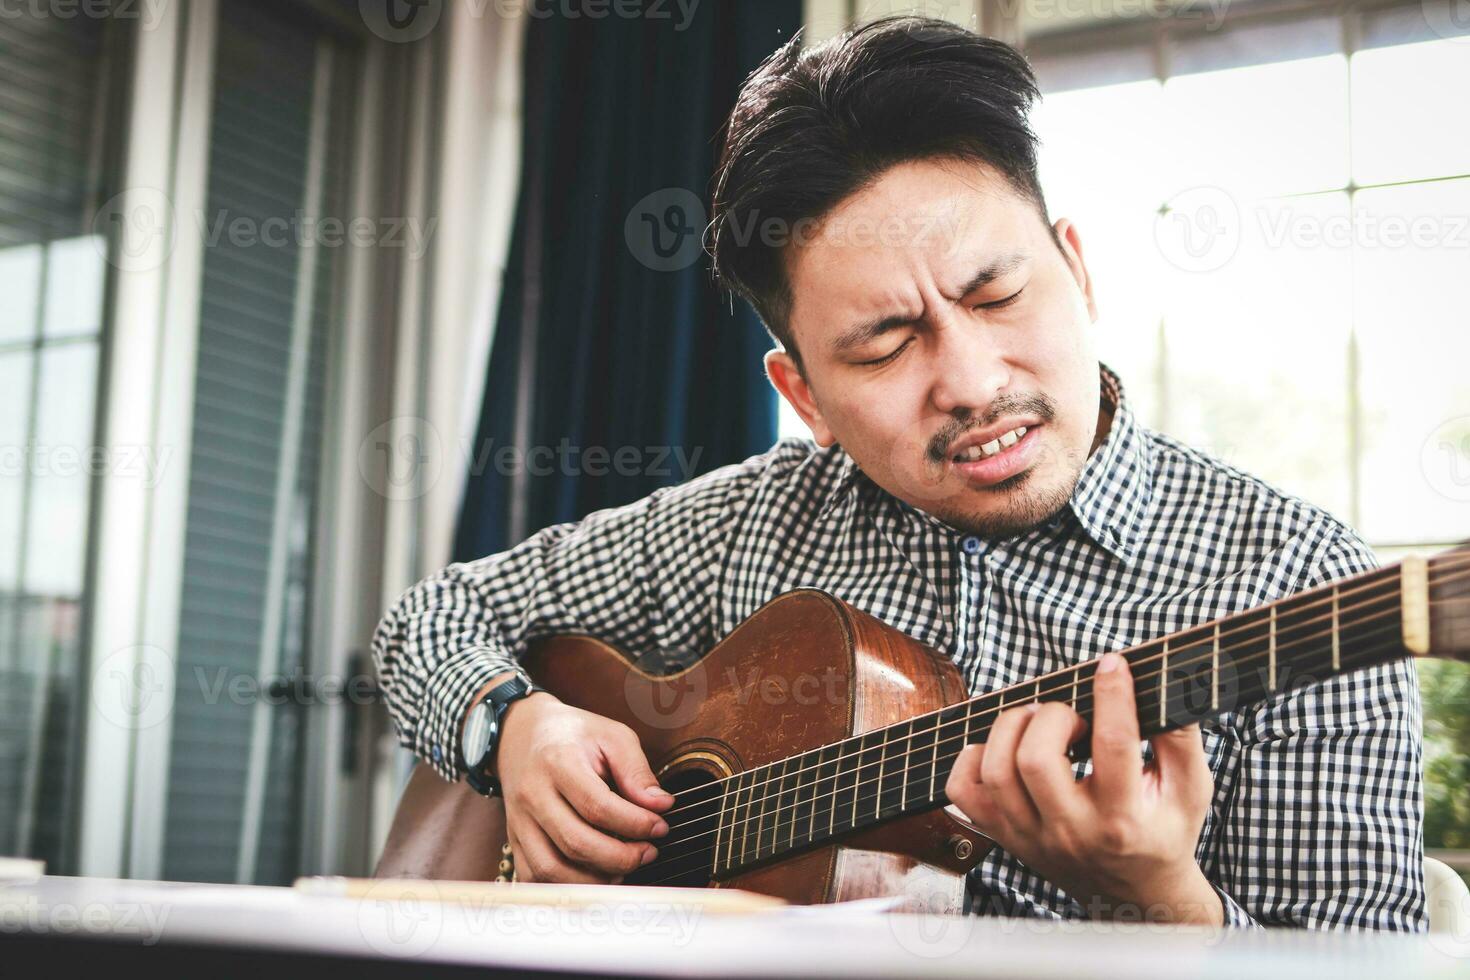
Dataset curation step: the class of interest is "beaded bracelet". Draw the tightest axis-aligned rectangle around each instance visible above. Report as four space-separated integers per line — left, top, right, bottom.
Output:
495 841 515 883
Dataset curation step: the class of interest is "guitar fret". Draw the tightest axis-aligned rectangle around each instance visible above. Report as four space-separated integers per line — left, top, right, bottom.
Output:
1331 584 1340 671
930 715 941 803
777 757 794 858
782 758 795 853
831 739 851 837
870 731 882 822
880 721 909 820
805 752 817 852
769 758 789 859
1268 606 1277 690
1070 667 1078 712
789 754 802 851
901 724 912 810
834 740 858 840
794 755 807 850
808 745 825 845
1211 623 1220 711
1159 640 1168 729
747 765 767 866
732 770 751 870
715 776 733 875
745 766 760 864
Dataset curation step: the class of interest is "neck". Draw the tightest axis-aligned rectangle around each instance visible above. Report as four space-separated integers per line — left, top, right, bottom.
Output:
709 558 1424 877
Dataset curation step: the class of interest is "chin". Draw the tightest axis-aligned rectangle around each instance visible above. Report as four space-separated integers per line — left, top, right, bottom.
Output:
943 470 1076 539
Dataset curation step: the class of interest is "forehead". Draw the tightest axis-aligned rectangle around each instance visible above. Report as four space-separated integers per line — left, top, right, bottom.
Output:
784 158 1036 349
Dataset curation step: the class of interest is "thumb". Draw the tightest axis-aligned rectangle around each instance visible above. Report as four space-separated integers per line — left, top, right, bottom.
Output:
602 728 674 811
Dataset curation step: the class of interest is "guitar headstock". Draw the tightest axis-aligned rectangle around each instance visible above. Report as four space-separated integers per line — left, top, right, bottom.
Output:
1427 540 1470 662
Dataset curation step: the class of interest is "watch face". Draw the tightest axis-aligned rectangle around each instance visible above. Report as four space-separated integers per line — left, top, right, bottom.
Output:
463 702 493 766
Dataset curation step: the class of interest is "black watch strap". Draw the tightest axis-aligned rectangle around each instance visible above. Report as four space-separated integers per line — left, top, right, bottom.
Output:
463 674 536 797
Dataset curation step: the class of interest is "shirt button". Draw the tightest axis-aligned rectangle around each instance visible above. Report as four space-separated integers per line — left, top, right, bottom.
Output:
432 745 443 763
961 536 982 555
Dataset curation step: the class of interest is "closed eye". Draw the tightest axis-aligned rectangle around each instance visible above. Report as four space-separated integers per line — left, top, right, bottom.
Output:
857 336 914 367
975 286 1025 310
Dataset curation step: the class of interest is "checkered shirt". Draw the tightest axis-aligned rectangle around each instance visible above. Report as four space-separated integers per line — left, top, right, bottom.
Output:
371 362 1426 931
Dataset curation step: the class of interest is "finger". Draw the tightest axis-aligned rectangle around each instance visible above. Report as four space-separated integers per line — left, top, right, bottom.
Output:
1148 722 1213 801
1088 653 1143 808
944 743 991 822
978 704 1043 834
538 789 658 878
509 813 611 884
558 761 670 841
506 825 523 881
1013 703 1088 821
601 728 675 814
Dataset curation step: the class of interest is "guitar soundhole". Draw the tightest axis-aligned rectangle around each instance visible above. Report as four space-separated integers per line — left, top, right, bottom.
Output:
625 765 724 888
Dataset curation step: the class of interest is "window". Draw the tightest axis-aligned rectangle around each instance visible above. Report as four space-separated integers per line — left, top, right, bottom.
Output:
1028 6 1470 550
0 9 122 874
1029 1 1470 868
160 0 358 885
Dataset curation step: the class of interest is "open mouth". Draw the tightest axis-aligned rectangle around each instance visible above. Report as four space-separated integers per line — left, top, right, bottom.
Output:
951 425 1029 463
948 424 1041 487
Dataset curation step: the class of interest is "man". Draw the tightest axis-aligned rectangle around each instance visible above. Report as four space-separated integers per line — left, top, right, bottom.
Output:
372 16 1425 929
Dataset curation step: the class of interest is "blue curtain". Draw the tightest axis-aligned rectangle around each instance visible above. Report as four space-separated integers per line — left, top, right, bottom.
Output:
454 0 798 560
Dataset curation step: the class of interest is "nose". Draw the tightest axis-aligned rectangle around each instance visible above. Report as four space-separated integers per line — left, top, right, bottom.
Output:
926 307 1011 417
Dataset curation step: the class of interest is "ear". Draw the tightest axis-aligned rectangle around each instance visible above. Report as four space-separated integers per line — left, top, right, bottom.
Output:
1052 217 1098 324
764 349 836 447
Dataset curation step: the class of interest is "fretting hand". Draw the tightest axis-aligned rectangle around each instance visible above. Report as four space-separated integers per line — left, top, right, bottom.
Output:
944 653 1223 925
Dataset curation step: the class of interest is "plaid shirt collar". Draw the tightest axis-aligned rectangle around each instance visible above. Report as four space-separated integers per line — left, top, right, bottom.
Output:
820 362 1154 566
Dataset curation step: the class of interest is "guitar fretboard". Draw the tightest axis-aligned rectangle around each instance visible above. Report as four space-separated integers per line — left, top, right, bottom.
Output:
707 560 1412 877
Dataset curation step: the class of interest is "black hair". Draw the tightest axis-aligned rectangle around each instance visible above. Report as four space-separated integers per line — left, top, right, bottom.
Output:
709 16 1055 370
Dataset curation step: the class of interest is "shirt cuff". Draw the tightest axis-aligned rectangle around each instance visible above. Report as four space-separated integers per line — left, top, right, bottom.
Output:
1213 881 1262 929
418 645 527 782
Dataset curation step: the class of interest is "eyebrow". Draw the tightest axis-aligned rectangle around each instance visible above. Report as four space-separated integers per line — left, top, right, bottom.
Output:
828 252 1030 357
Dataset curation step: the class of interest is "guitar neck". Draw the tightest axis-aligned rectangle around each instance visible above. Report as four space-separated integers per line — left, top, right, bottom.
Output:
712 547 1467 878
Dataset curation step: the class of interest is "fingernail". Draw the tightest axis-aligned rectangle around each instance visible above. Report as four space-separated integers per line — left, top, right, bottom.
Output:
647 785 672 798
641 846 658 866
1097 653 1122 674
652 819 669 837
1025 702 1040 714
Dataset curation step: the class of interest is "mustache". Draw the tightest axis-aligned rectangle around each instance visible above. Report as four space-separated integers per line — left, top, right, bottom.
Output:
927 394 1057 464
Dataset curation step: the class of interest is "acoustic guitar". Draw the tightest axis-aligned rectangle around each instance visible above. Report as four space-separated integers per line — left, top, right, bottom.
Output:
376 543 1470 912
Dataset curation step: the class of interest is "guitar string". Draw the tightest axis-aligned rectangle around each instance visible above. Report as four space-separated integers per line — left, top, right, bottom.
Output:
633 625 1435 886
642 556 1459 814
643 555 1468 822
634 615 1417 878
632 575 1470 879
646 591 1470 876
636 558 1470 872
632 560 1470 874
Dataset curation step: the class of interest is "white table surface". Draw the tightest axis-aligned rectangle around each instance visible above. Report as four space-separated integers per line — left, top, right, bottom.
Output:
3 874 1467 978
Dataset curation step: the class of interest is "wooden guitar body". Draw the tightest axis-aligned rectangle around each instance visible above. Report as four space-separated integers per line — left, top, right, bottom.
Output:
377 588 991 911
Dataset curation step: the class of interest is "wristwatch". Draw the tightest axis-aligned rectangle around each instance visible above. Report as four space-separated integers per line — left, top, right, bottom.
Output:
461 673 538 797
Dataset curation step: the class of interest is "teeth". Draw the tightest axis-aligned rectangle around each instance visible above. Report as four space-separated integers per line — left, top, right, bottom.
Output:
953 426 1029 463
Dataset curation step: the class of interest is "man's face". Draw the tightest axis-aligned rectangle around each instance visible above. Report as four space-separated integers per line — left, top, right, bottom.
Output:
767 157 1103 539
